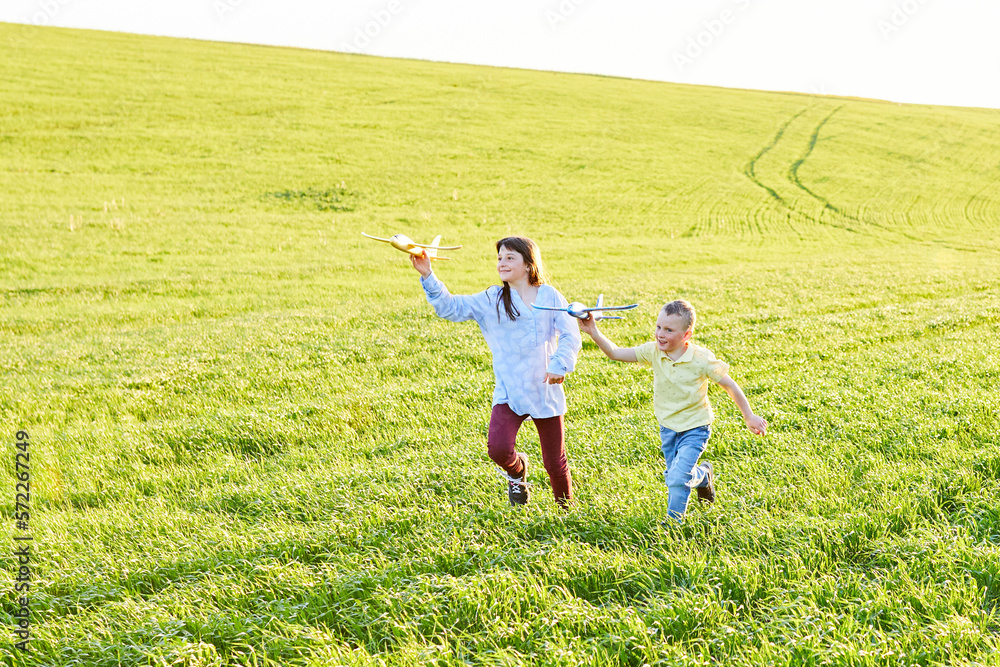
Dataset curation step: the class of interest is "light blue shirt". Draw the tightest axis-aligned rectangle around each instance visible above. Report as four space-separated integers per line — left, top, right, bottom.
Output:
420 272 581 419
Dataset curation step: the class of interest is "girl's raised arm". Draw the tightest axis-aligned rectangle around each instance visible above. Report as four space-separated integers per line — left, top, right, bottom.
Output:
412 252 490 324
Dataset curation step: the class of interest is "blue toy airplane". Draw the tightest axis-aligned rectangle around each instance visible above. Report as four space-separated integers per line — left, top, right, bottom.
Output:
532 294 638 320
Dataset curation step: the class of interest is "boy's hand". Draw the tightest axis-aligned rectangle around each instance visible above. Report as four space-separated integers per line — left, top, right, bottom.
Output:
745 414 768 435
410 250 432 278
577 313 597 336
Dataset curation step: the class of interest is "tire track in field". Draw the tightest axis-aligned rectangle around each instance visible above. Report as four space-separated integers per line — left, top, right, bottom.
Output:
744 107 986 250
656 176 714 238
788 111 995 253
786 107 923 242
743 108 808 207
962 175 1000 229
742 107 862 235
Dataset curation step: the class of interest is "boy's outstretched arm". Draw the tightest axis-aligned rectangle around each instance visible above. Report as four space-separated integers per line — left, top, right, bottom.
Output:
716 375 768 435
578 315 638 363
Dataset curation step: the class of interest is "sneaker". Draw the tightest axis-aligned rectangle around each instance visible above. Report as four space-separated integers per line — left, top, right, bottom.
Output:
696 461 715 504
501 453 530 506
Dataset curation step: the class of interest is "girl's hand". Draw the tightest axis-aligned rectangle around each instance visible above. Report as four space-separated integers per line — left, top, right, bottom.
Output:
577 313 597 336
410 250 432 277
545 373 565 385
745 414 768 435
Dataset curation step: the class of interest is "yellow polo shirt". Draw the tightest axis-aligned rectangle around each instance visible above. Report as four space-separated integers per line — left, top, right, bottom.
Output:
633 341 730 432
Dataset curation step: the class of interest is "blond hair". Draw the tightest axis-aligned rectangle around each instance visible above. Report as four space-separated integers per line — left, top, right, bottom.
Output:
661 299 696 331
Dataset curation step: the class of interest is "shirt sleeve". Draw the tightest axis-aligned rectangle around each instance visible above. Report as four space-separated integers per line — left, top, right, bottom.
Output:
701 348 730 382
419 271 491 323
633 341 656 368
545 288 582 376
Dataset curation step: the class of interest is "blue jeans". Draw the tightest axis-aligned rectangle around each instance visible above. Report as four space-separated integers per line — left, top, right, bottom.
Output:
660 424 711 521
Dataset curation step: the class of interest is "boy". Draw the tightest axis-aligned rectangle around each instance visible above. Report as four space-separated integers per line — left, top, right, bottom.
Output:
578 299 767 521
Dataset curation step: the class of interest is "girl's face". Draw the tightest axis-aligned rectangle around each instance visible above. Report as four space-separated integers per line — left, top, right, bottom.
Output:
497 245 528 283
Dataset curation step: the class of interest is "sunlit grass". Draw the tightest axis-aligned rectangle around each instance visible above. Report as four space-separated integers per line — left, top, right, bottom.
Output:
1 22 999 666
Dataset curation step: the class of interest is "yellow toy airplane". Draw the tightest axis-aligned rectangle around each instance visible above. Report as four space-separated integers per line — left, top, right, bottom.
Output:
361 233 462 261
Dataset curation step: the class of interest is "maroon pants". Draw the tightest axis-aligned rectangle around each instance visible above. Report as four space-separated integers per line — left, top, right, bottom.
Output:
487 403 573 507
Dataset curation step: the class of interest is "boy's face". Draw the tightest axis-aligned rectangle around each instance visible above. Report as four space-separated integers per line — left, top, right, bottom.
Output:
655 312 692 353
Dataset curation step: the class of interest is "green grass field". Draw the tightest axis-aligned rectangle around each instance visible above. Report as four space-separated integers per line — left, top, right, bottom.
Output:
2 22 1000 667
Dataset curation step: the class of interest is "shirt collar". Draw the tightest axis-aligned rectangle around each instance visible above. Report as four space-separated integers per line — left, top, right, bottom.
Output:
658 343 694 363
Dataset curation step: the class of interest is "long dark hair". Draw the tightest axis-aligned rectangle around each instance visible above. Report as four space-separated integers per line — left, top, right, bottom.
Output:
495 236 548 322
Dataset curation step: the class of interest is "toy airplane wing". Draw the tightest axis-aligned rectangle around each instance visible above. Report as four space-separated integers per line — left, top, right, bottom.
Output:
361 232 460 261
587 304 639 313
531 304 569 312
586 293 638 315
415 235 460 261
588 302 638 320
412 240 462 251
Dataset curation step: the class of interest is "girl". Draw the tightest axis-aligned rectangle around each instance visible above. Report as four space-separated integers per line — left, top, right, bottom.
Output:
410 236 581 508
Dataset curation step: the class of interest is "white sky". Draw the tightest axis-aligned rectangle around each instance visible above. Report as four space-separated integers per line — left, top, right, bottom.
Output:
3 0 999 109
